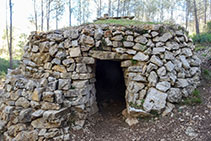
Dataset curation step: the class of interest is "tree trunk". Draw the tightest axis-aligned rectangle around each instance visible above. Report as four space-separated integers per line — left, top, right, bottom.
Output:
108 0 111 16
69 0 72 26
9 0 13 69
193 0 200 34
78 0 81 24
33 0 38 31
56 9 58 29
160 0 164 22
41 0 44 31
46 0 51 31
117 0 120 17
99 0 101 17
123 0 126 16
204 0 207 24
170 0 174 21
185 0 190 29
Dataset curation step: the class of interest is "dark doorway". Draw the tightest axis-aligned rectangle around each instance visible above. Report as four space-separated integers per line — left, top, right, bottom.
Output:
95 60 126 115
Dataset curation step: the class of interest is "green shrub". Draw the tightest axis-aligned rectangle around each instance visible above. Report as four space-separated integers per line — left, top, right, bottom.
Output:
0 58 20 78
206 21 211 33
192 33 211 44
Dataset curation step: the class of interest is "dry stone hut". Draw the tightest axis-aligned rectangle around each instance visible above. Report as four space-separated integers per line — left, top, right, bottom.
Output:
0 22 201 140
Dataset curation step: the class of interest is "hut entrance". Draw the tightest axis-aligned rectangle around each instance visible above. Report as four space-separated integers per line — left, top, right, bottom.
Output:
95 60 126 115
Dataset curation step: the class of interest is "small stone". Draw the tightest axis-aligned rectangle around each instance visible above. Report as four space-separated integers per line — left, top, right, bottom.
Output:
143 88 167 112
105 38 112 46
112 35 123 41
148 71 158 86
15 97 30 108
43 92 54 102
52 58 61 65
150 55 163 66
157 66 166 76
55 90 64 104
152 47 165 55
133 43 147 51
165 61 175 72
32 110 44 118
179 55 190 69
52 65 67 73
41 102 61 110
125 117 139 126
133 52 149 61
185 127 198 137
49 46 58 56
156 81 171 92
159 32 173 42
69 47 81 57
76 63 87 73
176 79 189 88
123 41 135 47
32 45 39 52
135 36 148 44
167 88 182 103
94 28 103 40
147 63 158 72
127 73 147 82
31 118 60 129
58 79 71 90
19 108 33 123
32 88 44 102
162 102 175 117
181 48 193 57
151 31 159 37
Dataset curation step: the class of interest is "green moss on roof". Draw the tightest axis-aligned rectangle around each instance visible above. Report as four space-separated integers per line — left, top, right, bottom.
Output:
94 19 161 26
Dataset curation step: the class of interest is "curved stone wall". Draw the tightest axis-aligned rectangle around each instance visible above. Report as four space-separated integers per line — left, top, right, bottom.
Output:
0 23 201 140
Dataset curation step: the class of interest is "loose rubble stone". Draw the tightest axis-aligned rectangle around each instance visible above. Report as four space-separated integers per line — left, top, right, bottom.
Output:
143 88 167 112
167 88 182 103
133 52 149 61
150 55 163 66
156 81 171 92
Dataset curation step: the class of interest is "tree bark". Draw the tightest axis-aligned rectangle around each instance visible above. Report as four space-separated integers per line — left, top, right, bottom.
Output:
33 0 38 31
46 0 51 31
193 0 200 34
99 0 101 17
56 9 58 29
204 0 207 24
69 0 72 26
117 0 120 17
108 0 111 16
185 0 190 29
41 0 44 31
9 0 13 69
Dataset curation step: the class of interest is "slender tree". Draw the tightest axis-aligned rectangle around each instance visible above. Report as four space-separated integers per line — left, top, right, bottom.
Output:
204 0 207 24
69 0 72 26
9 0 13 68
108 0 111 16
33 0 38 31
193 0 200 34
117 0 120 17
41 0 44 31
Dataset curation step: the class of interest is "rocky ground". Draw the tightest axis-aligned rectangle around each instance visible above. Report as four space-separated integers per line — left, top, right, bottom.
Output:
0 46 210 141
70 46 211 141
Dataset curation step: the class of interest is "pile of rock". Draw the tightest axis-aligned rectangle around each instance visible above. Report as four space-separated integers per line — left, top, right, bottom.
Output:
0 23 201 140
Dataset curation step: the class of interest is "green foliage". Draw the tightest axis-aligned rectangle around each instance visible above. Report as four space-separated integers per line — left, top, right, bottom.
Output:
181 89 202 105
194 45 208 52
131 59 138 65
0 58 20 79
192 33 211 44
203 69 211 80
94 19 160 26
206 21 211 33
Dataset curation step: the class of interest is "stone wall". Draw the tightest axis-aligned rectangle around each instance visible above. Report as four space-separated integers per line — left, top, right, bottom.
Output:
0 23 201 140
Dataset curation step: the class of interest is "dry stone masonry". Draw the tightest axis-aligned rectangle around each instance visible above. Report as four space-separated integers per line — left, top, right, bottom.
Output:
0 23 201 140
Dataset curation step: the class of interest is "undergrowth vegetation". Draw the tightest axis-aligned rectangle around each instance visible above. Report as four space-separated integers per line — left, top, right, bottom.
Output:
0 58 20 79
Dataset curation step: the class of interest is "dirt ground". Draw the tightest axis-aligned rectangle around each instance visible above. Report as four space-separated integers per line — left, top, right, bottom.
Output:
71 51 211 141
0 48 210 141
